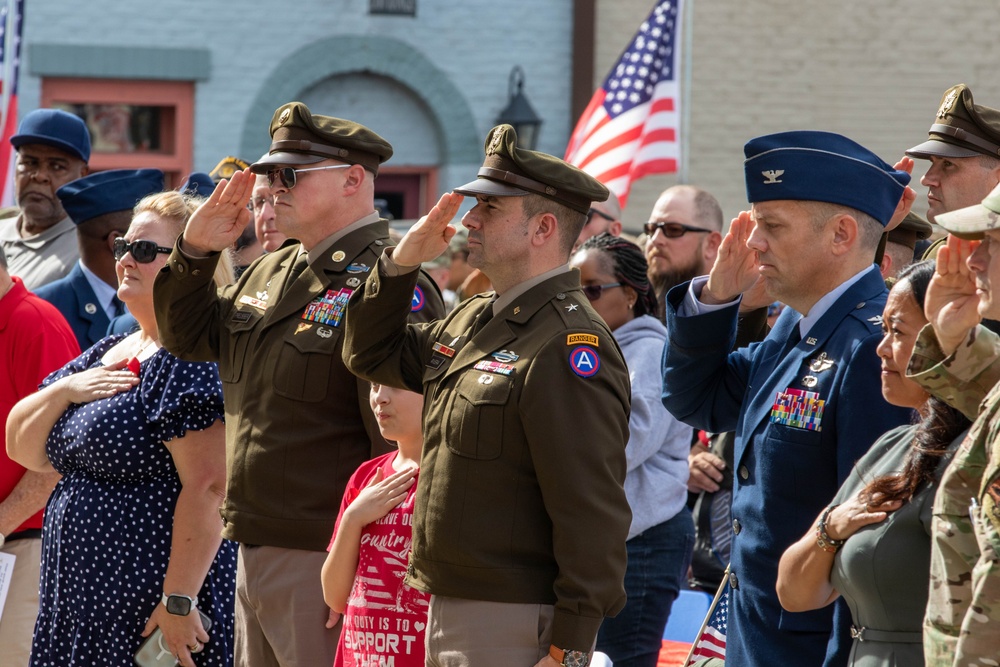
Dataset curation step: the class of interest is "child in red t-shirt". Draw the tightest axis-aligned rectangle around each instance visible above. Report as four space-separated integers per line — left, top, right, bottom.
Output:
322 382 428 667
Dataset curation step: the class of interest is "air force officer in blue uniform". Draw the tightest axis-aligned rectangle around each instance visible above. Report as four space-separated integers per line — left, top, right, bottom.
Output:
35 169 164 350
661 132 914 667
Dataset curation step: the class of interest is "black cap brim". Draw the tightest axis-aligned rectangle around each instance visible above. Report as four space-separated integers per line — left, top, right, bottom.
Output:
905 138 982 160
453 177 529 199
250 151 326 174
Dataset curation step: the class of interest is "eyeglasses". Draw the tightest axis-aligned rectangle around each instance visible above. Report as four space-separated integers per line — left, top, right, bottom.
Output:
643 221 712 238
113 238 172 263
581 282 623 301
587 207 616 224
266 164 351 189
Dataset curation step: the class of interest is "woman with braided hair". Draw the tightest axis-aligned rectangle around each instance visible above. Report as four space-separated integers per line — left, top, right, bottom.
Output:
571 232 694 667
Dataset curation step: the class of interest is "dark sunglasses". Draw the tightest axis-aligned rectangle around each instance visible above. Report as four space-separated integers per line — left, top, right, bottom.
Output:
587 207 616 224
582 282 623 301
643 221 712 238
113 238 172 263
266 164 350 189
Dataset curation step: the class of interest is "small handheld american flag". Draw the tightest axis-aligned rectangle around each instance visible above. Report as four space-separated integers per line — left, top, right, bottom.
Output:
684 566 729 665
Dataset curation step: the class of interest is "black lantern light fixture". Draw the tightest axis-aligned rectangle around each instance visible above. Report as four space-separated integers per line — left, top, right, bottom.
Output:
495 66 542 150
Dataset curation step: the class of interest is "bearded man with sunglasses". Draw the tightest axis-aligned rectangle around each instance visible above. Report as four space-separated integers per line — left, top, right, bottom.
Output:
153 102 443 667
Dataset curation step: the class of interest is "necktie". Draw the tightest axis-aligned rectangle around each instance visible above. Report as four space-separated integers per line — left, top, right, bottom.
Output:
282 253 309 297
780 319 802 357
470 301 495 336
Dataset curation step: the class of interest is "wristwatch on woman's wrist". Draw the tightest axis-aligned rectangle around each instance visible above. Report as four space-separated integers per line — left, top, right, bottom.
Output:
162 593 198 616
549 645 590 667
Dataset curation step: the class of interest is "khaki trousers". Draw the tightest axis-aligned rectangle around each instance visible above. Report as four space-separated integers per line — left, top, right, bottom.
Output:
234 544 340 667
425 596 554 667
0 537 42 667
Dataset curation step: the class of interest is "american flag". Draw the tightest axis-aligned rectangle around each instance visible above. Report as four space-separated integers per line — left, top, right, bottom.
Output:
564 0 683 206
0 0 23 207
686 586 728 664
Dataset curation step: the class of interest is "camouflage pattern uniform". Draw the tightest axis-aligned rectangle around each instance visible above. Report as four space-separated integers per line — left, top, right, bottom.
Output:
907 323 1000 665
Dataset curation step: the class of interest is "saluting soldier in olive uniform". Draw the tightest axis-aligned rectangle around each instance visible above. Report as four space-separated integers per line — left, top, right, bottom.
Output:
342 125 632 667
153 103 443 667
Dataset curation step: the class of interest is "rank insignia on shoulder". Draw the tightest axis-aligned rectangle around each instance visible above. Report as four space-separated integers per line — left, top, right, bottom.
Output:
432 342 456 358
809 352 835 373
346 263 370 274
867 315 883 327
412 286 426 312
565 303 578 312
568 346 601 378
567 333 599 347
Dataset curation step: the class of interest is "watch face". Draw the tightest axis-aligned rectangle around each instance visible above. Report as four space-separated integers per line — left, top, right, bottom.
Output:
165 595 193 616
563 650 590 667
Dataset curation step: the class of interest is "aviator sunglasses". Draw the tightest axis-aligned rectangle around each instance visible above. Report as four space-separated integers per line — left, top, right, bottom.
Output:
643 221 712 238
582 282 623 301
113 238 172 263
266 164 350 189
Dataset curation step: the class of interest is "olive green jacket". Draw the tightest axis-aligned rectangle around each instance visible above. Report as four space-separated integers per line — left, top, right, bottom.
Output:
153 220 443 551
343 255 631 651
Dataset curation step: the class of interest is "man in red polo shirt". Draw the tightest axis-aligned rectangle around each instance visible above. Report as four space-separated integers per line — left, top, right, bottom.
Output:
0 246 79 663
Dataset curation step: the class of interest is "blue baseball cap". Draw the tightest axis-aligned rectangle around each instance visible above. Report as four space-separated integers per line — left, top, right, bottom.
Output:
57 169 164 225
744 131 910 227
178 172 216 198
11 109 91 162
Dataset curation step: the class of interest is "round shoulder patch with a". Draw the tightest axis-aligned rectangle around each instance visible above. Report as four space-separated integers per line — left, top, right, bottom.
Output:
411 285 425 312
568 345 600 378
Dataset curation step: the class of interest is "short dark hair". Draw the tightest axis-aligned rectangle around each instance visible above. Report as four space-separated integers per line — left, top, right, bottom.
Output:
521 194 587 256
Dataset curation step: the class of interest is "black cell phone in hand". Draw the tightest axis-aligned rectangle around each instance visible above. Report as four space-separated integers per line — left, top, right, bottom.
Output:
134 610 213 667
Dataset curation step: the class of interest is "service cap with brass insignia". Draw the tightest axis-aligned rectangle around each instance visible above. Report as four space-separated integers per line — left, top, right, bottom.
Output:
453 124 609 214
934 180 1000 240
251 102 393 176
906 84 1000 160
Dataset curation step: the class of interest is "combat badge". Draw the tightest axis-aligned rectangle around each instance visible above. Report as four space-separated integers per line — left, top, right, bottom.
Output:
346 263 370 274
568 346 601 378
492 350 518 363
809 352 835 373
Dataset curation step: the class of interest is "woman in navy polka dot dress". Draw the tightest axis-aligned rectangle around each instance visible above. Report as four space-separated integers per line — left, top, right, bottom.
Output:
8 190 237 667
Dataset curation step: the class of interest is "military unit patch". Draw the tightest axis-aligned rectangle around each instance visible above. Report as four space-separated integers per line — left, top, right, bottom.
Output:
301 288 353 327
770 387 825 431
568 346 600 378
412 286 425 312
567 333 599 347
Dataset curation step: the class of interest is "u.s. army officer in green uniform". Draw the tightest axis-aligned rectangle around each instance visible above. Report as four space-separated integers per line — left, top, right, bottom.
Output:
342 125 632 667
152 102 443 667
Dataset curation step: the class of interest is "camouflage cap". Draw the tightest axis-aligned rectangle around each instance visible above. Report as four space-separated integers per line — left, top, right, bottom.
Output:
887 211 933 250
453 124 608 214
933 181 1000 239
906 84 1000 160
250 102 393 176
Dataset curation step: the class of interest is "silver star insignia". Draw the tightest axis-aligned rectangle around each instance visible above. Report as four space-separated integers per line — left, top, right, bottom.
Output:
565 303 579 312
867 315 883 327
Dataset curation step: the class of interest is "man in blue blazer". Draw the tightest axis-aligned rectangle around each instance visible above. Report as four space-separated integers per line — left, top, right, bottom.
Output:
35 169 163 350
662 131 914 667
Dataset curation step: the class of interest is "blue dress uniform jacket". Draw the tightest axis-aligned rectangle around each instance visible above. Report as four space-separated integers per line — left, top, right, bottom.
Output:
34 263 114 351
661 268 912 667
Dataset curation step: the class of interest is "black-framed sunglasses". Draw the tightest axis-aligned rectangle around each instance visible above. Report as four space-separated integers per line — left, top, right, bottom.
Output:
582 282 623 301
643 221 712 238
113 238 172 263
266 164 350 189
587 207 616 224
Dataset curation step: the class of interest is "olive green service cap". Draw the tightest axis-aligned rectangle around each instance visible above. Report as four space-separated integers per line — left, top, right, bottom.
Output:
453 124 609 214
933 181 1000 240
887 211 933 250
250 102 393 176
906 84 1000 160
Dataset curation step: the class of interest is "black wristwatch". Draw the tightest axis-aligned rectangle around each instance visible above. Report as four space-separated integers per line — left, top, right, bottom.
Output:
162 593 198 616
549 645 590 667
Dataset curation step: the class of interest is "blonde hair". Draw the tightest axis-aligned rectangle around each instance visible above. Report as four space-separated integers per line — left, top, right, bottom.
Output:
134 191 235 286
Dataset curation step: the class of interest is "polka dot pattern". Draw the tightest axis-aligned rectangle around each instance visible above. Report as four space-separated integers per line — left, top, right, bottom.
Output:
29 336 237 666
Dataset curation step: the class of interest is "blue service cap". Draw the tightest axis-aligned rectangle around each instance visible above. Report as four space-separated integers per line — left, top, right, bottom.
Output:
11 109 92 162
744 131 910 226
57 169 165 225
178 172 216 198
